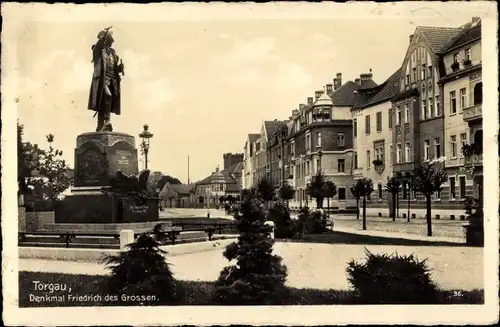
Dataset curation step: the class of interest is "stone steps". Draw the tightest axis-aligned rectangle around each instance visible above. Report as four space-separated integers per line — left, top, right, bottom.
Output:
19 241 120 249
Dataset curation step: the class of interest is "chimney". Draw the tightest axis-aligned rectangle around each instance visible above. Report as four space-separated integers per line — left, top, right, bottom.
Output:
315 90 324 101
333 78 339 90
299 104 305 110
288 116 292 120
336 72 342 86
355 78 360 85
292 109 299 118
359 71 373 86
409 34 414 44
326 84 333 93
307 97 314 105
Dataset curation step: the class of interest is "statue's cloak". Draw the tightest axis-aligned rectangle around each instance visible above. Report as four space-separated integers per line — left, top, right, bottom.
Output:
88 47 122 115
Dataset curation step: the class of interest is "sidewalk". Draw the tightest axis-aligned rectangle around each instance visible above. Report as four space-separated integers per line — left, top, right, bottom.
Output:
331 226 465 244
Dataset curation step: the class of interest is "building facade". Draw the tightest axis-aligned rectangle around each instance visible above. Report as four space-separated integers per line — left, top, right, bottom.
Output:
242 133 260 189
223 153 244 170
439 18 483 203
351 70 400 212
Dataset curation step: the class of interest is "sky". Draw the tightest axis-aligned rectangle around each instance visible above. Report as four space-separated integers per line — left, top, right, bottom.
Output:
15 7 482 183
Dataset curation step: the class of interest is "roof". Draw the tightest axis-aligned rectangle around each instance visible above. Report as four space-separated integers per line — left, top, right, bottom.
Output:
264 120 286 139
417 26 464 54
358 79 378 90
169 184 194 194
328 81 360 106
314 89 334 106
362 70 401 108
445 20 481 52
248 133 260 143
159 182 194 198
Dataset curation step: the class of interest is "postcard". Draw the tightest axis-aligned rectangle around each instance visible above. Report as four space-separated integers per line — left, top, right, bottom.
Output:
2 1 499 326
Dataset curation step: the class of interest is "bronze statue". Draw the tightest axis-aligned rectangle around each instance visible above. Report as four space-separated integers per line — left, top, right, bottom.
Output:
88 27 125 132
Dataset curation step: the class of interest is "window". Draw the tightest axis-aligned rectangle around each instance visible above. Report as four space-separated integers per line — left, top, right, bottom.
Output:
405 142 411 162
306 161 310 175
338 159 345 173
365 115 371 134
428 65 433 78
460 133 467 157
436 95 441 116
429 98 434 118
317 132 322 148
453 53 459 63
465 48 471 61
367 150 371 168
390 145 394 165
450 135 457 158
378 183 383 199
353 119 357 137
404 103 410 123
422 100 427 120
460 88 467 110
338 188 346 200
316 159 320 171
412 67 417 82
396 144 402 163
338 133 345 147
354 152 358 169
405 74 410 86
306 134 310 150
424 140 430 160
388 108 393 128
450 91 457 114
433 189 441 200
434 137 441 158
459 176 466 199
421 64 426 79
449 177 456 199
396 105 402 125
376 111 382 132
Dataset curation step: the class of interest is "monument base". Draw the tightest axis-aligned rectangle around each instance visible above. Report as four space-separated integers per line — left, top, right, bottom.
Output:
55 187 159 224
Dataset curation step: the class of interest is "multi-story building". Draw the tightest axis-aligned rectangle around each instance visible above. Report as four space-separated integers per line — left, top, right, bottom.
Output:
223 153 244 170
242 133 260 189
351 70 400 214
388 18 481 217
439 18 482 202
286 73 368 210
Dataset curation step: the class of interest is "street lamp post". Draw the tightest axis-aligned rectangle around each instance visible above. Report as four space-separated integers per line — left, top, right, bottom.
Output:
139 124 153 170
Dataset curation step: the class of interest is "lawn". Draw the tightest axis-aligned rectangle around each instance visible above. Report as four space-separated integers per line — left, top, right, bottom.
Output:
19 271 483 307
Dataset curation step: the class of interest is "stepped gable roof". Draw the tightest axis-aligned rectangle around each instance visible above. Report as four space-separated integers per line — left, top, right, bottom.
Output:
363 70 401 108
248 133 260 143
417 26 464 54
445 20 481 52
264 120 286 139
327 81 360 107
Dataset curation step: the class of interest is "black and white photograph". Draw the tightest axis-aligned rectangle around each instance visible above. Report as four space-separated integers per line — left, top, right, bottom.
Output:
1 2 499 326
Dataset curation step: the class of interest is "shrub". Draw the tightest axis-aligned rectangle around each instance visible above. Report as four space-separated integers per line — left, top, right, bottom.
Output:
100 233 177 304
464 197 484 246
213 190 288 305
268 202 294 238
294 207 328 236
346 249 438 304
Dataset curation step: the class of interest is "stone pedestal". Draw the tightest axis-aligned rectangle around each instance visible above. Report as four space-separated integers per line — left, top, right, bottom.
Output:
55 131 159 224
74 132 139 187
120 230 135 250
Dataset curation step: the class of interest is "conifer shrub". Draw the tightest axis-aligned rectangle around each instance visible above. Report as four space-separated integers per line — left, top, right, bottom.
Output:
100 233 177 304
213 189 288 305
268 202 294 238
346 249 438 304
294 207 328 237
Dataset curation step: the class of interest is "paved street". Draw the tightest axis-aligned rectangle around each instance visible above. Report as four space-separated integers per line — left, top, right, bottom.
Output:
19 242 483 291
159 208 233 220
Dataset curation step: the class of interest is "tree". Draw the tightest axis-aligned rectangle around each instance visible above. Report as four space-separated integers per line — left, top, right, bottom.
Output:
213 188 288 304
30 134 73 202
412 165 447 236
256 177 275 206
305 170 328 208
352 178 373 230
17 122 41 195
349 182 363 220
324 180 337 214
385 176 401 221
278 182 295 208
100 233 177 303
146 171 164 195
156 175 182 192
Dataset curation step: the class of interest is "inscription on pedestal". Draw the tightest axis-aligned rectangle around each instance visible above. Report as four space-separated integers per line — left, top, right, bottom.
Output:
108 142 138 177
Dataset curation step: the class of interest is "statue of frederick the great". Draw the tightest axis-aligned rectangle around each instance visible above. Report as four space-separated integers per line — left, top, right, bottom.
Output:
88 27 125 132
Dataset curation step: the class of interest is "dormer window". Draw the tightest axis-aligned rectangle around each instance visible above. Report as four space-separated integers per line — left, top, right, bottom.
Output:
465 48 471 61
453 53 459 63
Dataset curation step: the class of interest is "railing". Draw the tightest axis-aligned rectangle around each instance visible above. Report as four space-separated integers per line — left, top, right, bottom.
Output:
19 223 237 248
464 153 483 166
463 104 482 122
